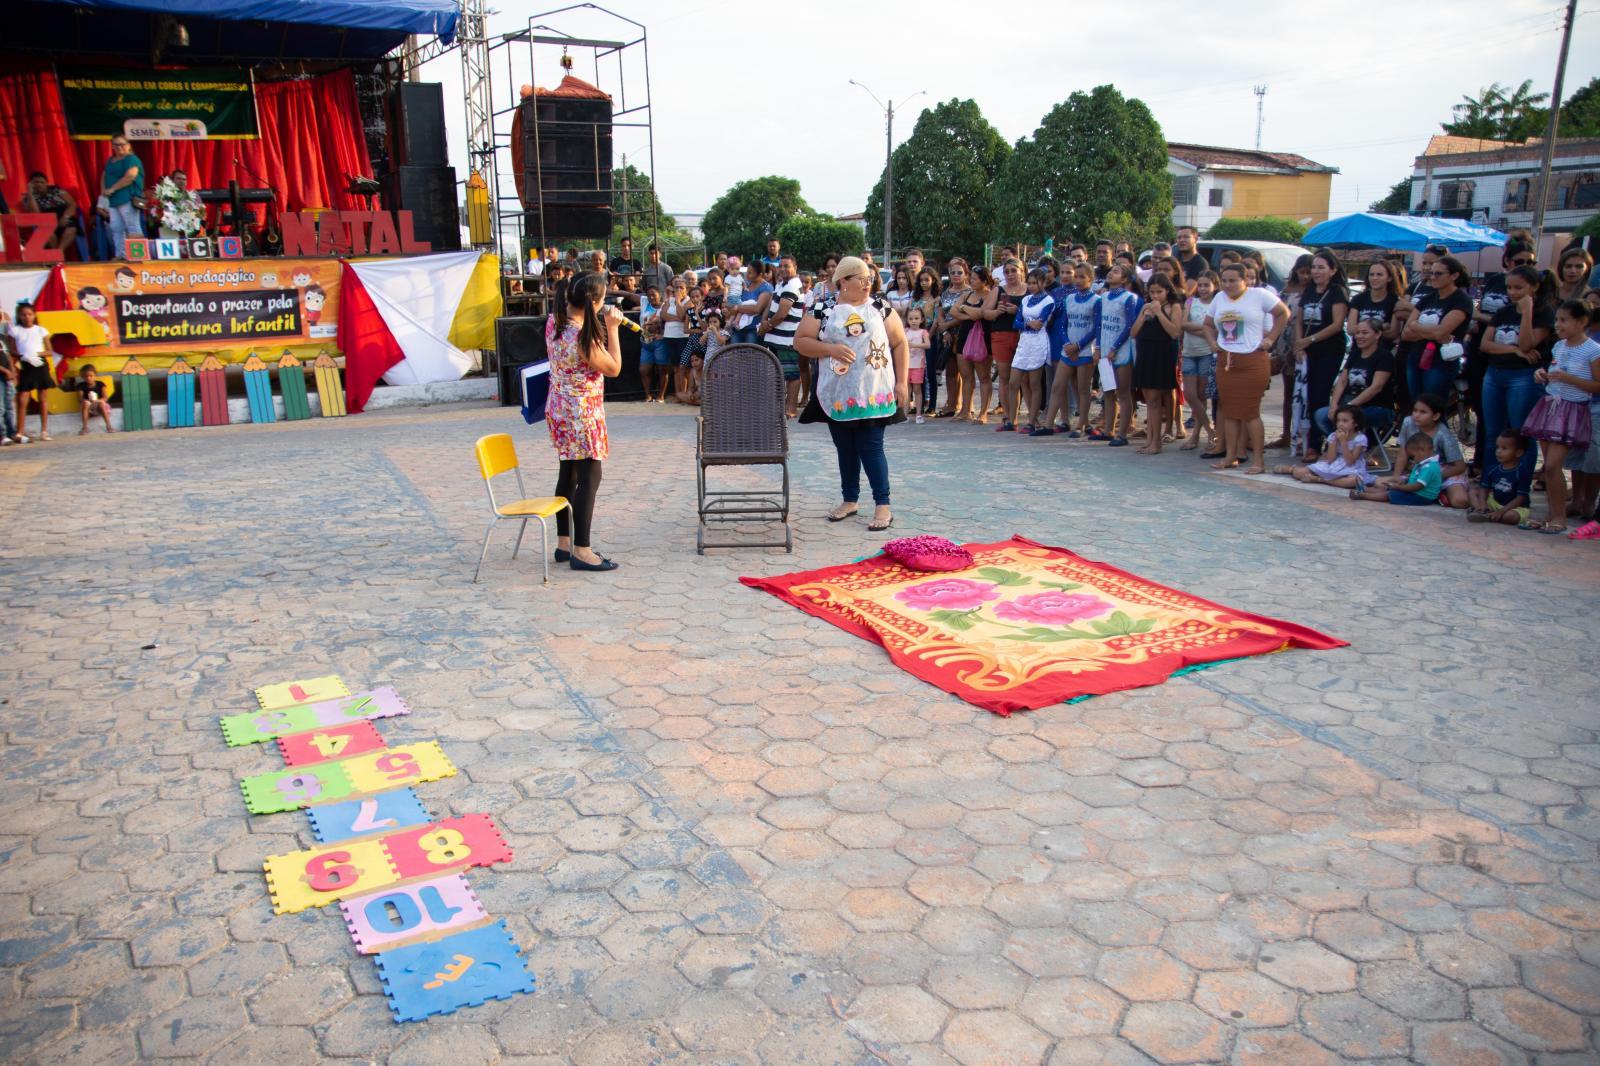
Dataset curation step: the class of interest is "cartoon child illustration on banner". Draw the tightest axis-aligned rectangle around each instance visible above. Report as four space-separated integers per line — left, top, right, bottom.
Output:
77 286 112 342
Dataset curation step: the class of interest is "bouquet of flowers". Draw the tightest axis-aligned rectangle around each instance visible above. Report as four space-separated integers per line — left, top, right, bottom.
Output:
152 177 205 237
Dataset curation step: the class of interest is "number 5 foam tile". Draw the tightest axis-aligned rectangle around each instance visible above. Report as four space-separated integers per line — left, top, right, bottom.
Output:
373 920 536 1023
264 837 399 914
220 687 411 747
307 788 433 844
240 742 455 815
277 721 388 767
255 676 350 710
339 874 488 954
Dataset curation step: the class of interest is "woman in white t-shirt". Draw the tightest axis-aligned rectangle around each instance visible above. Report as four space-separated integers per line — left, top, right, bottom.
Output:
1204 263 1289 474
5 303 54 441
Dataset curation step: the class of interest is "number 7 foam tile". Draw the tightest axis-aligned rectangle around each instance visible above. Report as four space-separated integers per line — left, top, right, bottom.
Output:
373 920 536 1023
239 742 455 815
264 837 398 914
308 788 433 844
255 675 350 710
220 687 411 747
339 874 488 954
277 721 388 767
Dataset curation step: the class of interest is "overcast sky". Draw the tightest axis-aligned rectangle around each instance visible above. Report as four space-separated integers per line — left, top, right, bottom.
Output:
421 0 1595 229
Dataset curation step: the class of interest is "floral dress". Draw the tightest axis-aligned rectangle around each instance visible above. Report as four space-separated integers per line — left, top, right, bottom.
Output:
544 317 608 460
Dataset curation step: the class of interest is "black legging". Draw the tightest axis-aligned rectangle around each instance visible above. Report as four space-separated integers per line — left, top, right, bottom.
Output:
554 458 603 547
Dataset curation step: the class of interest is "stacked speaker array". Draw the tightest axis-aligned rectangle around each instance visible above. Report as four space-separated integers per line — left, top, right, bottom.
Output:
519 94 613 240
382 83 461 251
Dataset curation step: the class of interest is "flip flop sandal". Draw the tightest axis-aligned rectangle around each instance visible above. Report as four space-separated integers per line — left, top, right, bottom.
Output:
826 508 859 522
1539 524 1568 535
1518 520 1546 531
1568 521 1600 540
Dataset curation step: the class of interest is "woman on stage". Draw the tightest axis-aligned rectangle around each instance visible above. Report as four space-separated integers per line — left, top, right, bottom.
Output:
794 256 910 532
547 272 623 572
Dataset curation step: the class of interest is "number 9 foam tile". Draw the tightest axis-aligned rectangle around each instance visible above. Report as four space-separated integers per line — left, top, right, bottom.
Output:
220 687 411 747
240 742 455 815
264 837 399 914
307 788 433 844
277 721 388 767
255 675 350 710
241 762 356 815
339 874 488 954
372 920 536 1023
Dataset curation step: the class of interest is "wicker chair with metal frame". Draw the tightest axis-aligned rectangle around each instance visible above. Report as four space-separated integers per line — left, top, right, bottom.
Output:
472 433 572 583
696 343 793 554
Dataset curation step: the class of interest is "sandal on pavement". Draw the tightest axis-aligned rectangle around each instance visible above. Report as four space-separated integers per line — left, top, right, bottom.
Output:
1518 520 1546 531
826 505 859 522
868 515 894 532
1538 524 1568 535
1568 520 1600 540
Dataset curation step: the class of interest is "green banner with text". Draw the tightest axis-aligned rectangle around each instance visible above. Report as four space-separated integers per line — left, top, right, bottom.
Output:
58 67 258 141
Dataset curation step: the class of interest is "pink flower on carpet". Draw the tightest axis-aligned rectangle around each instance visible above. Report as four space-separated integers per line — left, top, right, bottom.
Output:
894 577 1001 611
993 591 1115 625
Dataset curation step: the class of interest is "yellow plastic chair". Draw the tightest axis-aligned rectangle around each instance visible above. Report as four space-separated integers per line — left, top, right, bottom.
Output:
473 433 571 584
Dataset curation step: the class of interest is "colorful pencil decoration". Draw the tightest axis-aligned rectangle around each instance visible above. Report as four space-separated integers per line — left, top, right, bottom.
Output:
166 357 196 428
313 351 346 417
277 352 311 420
242 353 276 424
198 354 229 426
118 357 153 431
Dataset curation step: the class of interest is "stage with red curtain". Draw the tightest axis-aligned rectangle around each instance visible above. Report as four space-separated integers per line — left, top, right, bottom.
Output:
0 57 376 254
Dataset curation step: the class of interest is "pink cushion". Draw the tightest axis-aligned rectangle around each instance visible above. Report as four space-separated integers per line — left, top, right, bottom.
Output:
882 535 974 572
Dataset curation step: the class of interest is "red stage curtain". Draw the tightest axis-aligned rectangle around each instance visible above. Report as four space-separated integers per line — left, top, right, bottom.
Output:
0 61 375 250
337 261 405 414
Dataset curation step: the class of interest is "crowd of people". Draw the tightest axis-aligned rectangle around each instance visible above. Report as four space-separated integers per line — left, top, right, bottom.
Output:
570 226 1600 541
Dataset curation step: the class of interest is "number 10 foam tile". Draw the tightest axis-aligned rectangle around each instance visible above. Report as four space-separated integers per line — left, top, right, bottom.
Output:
308 788 433 844
220 687 411 746
255 675 350 710
277 721 388 767
241 742 456 815
340 874 488 954
373 920 536 1022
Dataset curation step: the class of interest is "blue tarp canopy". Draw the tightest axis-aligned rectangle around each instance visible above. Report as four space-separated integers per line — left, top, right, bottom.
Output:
18 0 457 60
1302 213 1508 253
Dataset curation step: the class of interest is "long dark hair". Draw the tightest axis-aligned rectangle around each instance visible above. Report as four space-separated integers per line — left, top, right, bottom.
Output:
1507 265 1558 309
555 271 607 357
1144 273 1182 307
1286 254 1313 292
1311 248 1348 298
913 268 940 300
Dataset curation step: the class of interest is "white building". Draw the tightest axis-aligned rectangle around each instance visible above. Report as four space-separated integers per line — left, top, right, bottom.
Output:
1166 143 1338 232
1409 134 1600 231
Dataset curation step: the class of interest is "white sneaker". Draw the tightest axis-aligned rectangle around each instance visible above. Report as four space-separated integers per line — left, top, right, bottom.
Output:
915 415 926 424
14 434 30 444
37 433 52 441
0 437 11 446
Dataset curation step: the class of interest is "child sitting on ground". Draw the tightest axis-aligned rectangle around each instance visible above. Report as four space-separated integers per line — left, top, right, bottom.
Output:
1468 429 1531 526
1351 432 1442 505
903 306 930 423
1274 404 1369 488
76 365 114 434
1393 393 1471 508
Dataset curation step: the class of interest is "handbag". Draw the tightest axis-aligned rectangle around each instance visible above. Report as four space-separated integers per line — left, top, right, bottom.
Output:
961 322 989 363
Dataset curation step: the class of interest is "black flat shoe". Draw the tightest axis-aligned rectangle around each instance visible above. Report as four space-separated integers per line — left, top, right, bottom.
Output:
569 556 619 572
1199 450 1226 459
554 548 571 562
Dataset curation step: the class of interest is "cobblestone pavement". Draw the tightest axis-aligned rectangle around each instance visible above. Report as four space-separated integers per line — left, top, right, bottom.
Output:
2 400 1597 1066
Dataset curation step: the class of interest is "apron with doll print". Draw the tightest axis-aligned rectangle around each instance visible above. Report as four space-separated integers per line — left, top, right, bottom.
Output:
815 296 898 421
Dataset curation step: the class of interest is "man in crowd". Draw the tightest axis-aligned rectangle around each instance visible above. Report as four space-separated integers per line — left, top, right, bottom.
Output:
1174 226 1207 293
526 247 544 276
101 135 144 254
609 236 642 278
761 237 781 270
563 246 580 271
904 247 925 281
760 252 805 417
644 242 674 294
1093 240 1114 284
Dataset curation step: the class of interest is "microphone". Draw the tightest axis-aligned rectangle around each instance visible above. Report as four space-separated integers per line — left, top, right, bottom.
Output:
616 315 642 334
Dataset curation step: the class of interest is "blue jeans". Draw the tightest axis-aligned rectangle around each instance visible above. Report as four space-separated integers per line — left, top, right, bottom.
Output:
828 419 890 506
1405 348 1454 403
106 201 144 255
730 326 759 345
0 379 15 439
1314 404 1394 440
1481 364 1542 479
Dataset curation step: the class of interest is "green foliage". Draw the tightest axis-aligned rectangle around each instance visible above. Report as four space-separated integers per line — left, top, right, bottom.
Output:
864 99 1010 261
1559 76 1600 137
994 85 1170 250
1370 177 1413 214
1444 79 1550 141
702 176 815 261
1092 211 1166 253
1574 213 1600 241
1203 216 1308 244
775 215 864 270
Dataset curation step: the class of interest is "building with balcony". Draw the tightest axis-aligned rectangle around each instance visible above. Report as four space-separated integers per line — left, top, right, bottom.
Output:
1167 143 1338 232
1408 134 1600 232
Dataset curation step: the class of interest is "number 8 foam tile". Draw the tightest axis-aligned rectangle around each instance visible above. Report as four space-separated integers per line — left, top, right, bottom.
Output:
277 721 388 767
308 788 433 844
373 920 536 1023
240 742 456 815
255 675 350 710
220 687 411 747
381 814 513 880
264 837 398 914
339 874 488 954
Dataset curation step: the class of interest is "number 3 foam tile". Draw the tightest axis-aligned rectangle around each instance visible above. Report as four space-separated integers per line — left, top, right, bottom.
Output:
255 675 350 710
264 837 399 914
308 788 433 844
221 687 411 747
277 721 388 767
240 742 456 815
339 874 488 954
373 920 536 1023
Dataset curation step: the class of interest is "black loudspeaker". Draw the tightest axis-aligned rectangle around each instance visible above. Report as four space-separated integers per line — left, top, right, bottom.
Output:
518 94 613 239
495 316 548 407
389 82 447 167
522 206 612 241
382 165 460 250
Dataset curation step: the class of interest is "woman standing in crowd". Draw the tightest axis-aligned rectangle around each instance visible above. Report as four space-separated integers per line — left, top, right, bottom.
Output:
1409 244 1447 299
1051 262 1101 438
1480 265 1557 481
1350 259 1406 343
794 256 910 533
987 259 1026 430
1293 249 1350 459
546 273 623 572
1270 255 1311 449
5 303 52 442
953 266 994 423
887 267 916 319
20 172 78 254
934 258 972 418
1400 255 1474 401
1557 246 1595 303
912 268 943 414
1206 263 1289 474
1095 265 1141 444
1179 270 1219 451
1131 274 1184 455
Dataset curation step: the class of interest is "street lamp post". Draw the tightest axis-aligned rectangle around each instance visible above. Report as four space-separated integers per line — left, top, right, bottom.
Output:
850 81 924 272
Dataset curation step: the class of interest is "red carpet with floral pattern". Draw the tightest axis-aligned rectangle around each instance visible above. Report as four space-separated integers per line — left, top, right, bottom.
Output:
741 536 1347 715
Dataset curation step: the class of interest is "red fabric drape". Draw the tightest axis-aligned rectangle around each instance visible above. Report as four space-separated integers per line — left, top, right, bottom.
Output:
0 60 375 253
337 261 404 414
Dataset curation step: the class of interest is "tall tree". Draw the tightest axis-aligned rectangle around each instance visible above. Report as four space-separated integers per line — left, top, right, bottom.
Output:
1370 177 1413 214
609 164 688 247
1443 80 1550 141
702 176 814 260
863 99 1009 260
994 86 1170 247
1559 76 1600 137
776 216 865 269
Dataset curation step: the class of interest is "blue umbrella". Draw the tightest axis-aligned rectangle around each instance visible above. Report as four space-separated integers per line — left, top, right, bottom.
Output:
1302 213 1508 252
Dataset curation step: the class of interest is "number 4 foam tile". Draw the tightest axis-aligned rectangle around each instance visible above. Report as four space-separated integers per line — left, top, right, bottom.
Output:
277 721 388 767
308 788 433 844
255 675 350 711
373 919 536 1023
